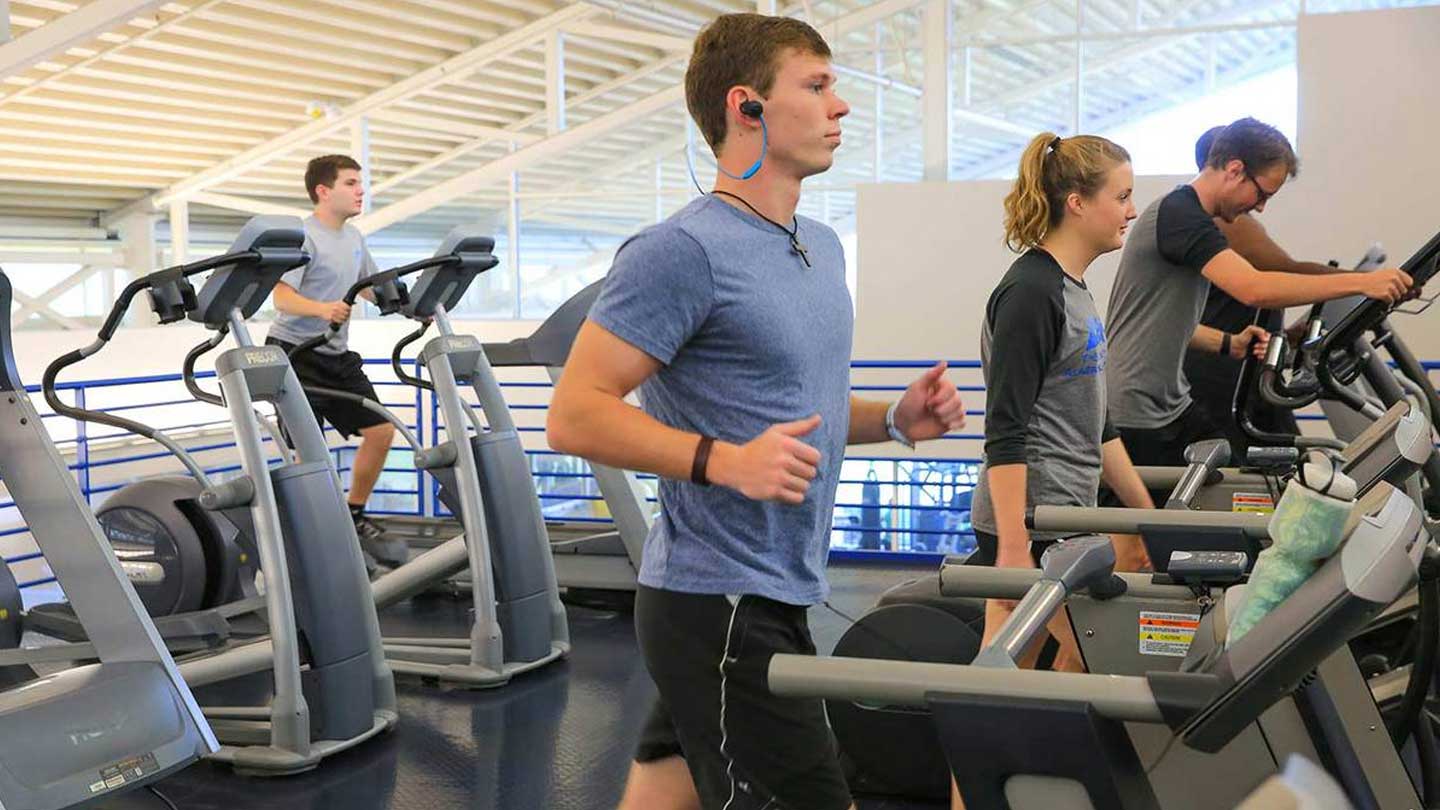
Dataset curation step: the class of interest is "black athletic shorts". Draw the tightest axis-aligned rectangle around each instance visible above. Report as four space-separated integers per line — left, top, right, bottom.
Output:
265 337 387 439
634 585 852 810
1115 401 1225 469
969 529 1052 568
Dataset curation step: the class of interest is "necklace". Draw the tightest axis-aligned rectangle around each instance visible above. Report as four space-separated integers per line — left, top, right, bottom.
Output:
710 190 811 268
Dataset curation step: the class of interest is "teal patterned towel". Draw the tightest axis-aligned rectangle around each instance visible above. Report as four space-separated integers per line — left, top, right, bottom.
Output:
1227 468 1355 646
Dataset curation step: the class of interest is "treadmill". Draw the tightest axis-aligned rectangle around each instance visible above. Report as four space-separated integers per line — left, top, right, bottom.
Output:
773 479 1431 808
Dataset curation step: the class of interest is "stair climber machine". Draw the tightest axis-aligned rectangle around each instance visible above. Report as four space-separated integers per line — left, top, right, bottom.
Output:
282 228 569 687
0 267 218 808
22 216 397 775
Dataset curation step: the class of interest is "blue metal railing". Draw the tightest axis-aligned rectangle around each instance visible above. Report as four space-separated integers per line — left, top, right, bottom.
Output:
13 354 1395 588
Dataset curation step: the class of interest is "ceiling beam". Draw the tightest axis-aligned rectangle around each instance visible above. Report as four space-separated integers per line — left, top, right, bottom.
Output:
189 191 308 218
371 52 685 196
364 0 916 227
355 84 684 233
136 3 596 209
0 0 169 79
564 20 689 52
368 109 541 143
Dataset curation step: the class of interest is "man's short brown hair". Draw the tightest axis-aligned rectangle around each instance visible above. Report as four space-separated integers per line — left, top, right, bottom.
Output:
304 154 362 204
684 13 831 152
1205 117 1299 178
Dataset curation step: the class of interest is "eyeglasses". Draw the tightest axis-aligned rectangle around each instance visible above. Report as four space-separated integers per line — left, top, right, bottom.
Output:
1243 167 1276 206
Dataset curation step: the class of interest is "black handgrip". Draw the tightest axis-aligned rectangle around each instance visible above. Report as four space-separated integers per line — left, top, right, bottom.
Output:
287 330 332 360
44 347 160 440
97 277 151 341
391 322 434 392
1257 366 1319 409
183 331 227 407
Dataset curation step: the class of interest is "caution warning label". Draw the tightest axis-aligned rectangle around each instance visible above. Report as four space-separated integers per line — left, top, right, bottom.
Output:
1231 492 1275 514
1139 611 1201 657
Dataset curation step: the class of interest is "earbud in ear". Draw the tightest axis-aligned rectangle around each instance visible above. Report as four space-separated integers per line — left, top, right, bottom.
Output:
739 100 764 118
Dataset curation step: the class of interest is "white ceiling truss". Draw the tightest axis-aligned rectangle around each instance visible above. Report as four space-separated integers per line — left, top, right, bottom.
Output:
0 0 1415 323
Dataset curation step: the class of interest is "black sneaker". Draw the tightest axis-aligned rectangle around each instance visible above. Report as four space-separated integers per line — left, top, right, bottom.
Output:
354 516 408 569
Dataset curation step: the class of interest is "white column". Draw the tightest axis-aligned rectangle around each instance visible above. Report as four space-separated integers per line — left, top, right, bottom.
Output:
873 23 884 183
1 0 11 44
117 212 157 279
756 0 777 13
961 46 972 107
168 200 189 265
1205 33 1217 93
350 117 372 214
921 0 952 182
508 143 521 317
545 32 566 135
1073 0 1083 135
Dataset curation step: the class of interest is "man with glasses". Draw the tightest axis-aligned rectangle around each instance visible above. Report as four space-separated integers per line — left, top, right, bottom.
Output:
1181 125 1401 456
1104 117 1414 468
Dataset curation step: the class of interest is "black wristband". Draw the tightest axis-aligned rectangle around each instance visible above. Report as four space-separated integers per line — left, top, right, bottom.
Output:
1219 333 1232 357
691 435 716 486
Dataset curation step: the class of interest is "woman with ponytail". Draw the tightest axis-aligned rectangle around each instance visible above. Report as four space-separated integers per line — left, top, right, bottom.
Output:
969 132 1156 670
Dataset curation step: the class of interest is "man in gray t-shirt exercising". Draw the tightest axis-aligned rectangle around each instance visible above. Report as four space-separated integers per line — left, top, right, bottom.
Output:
265 154 404 568
1105 117 1414 468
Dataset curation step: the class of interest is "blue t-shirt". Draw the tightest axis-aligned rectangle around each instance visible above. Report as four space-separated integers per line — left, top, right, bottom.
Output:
588 195 853 606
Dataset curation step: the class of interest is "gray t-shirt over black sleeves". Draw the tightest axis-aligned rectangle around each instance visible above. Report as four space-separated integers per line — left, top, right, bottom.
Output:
587 195 853 606
970 249 1116 541
266 215 380 355
1104 185 1230 429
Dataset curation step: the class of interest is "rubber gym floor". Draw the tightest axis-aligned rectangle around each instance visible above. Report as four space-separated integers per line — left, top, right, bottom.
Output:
102 563 942 810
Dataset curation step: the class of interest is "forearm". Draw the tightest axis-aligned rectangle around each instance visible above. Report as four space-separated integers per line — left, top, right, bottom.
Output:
848 395 891 444
1189 324 1225 353
1242 270 1368 309
1100 439 1154 509
986 463 1031 557
272 284 327 318
547 390 711 482
1284 261 1344 276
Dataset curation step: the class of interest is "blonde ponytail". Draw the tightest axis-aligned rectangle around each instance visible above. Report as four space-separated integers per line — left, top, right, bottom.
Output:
1002 133 1059 253
1001 133 1132 253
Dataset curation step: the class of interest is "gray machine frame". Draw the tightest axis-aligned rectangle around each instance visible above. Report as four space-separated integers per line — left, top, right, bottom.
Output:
483 278 653 594
184 217 398 772
358 230 569 686
773 481 1430 809
0 267 218 809
35 217 398 775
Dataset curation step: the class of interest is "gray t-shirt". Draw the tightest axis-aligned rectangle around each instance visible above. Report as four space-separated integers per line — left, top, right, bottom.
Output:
970 249 1117 541
588 195 853 606
1105 185 1230 429
266 215 379 355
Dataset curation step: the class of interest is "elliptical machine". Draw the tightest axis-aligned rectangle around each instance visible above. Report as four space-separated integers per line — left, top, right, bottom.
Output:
30 261 268 650
284 229 570 687
0 265 217 809
27 216 398 774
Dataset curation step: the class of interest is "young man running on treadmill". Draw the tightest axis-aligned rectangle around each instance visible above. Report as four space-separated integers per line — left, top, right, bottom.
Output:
1105 117 1415 467
547 13 966 810
265 154 404 568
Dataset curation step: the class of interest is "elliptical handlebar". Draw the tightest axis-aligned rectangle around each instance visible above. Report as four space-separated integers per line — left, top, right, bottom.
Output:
285 254 460 361
390 322 434 392
183 328 229 407
1256 335 1322 410
98 250 260 342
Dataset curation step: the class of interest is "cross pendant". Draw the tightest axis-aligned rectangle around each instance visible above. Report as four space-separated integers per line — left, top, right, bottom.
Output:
791 238 811 267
